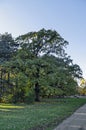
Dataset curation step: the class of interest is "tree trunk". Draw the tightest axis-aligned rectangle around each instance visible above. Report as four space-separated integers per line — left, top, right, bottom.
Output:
0 69 4 94
34 82 40 102
7 72 10 88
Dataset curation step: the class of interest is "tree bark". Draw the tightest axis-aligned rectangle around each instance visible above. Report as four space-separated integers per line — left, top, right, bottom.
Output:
34 82 40 102
7 72 10 88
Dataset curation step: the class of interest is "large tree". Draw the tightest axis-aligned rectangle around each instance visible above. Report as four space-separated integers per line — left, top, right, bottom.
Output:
16 29 69 101
0 29 82 103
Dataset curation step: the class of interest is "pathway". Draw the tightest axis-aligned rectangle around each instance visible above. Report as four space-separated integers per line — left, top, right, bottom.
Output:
54 104 86 130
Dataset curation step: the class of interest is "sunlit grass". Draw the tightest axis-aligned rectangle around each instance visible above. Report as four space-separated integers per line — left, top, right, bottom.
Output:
0 98 86 130
0 104 24 109
0 104 24 112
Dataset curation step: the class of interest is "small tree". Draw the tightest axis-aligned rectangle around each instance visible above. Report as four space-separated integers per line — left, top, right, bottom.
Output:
0 33 18 63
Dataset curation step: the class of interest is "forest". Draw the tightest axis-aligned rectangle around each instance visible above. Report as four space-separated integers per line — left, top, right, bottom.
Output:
0 28 82 103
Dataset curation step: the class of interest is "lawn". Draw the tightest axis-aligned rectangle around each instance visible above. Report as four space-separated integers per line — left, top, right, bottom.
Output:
0 98 86 130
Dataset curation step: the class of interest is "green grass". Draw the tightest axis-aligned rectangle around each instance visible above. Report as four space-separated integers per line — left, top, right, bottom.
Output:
0 98 86 130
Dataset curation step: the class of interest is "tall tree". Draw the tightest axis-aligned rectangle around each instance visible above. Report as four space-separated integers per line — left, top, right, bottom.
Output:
16 29 69 101
0 33 18 100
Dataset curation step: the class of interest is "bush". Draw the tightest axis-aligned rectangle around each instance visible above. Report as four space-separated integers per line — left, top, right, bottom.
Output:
24 89 35 104
11 90 25 103
1 94 13 103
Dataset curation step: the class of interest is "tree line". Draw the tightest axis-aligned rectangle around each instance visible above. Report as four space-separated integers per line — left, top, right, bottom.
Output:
0 29 82 103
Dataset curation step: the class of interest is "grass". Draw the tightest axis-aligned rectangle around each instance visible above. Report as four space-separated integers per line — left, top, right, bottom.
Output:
0 98 86 130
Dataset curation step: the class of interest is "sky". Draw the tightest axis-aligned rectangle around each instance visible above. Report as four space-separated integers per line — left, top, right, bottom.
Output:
0 0 86 78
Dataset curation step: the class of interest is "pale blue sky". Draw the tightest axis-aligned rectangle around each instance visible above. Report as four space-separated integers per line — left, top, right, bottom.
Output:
0 0 86 78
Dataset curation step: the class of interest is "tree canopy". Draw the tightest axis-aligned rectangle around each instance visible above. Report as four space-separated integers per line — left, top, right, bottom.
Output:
0 29 83 103
0 33 18 64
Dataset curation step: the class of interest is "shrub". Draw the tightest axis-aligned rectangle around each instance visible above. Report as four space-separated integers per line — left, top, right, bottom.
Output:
1 94 13 103
24 89 35 104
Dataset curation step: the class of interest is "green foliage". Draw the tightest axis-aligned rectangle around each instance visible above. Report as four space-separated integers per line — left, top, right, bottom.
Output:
16 28 68 57
40 86 64 98
1 94 13 103
0 33 18 64
24 89 35 104
0 29 83 103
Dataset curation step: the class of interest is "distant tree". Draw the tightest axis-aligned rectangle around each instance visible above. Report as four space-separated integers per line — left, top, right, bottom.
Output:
0 33 18 101
0 33 18 63
80 79 86 88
